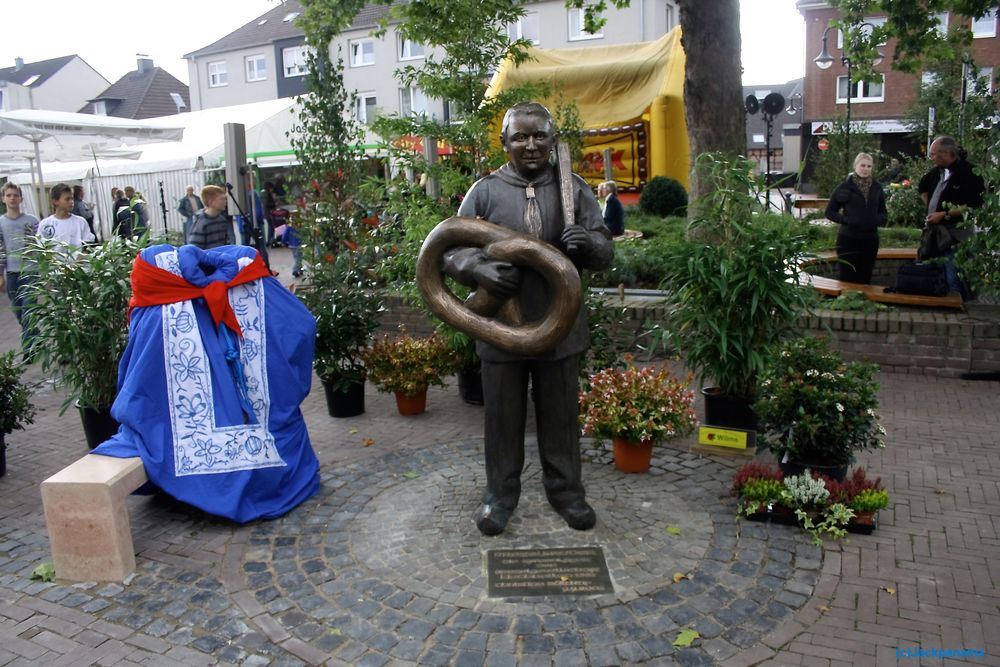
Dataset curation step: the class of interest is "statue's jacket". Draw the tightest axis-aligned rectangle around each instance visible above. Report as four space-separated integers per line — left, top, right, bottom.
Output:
444 163 613 363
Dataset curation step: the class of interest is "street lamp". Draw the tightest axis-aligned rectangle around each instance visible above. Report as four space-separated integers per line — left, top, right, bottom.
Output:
814 22 884 173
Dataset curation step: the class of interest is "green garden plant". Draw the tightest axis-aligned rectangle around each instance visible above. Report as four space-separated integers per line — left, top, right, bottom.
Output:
639 176 688 218
24 237 138 411
0 350 35 448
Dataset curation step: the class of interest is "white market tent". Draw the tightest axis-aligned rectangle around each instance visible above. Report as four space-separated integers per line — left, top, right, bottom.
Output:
3 98 299 239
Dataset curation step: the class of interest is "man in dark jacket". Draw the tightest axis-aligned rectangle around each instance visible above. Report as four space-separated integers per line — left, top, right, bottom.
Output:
599 181 625 235
919 135 985 300
177 186 204 243
442 102 613 535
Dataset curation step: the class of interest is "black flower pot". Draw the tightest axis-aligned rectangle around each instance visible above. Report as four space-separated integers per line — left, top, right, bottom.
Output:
701 387 757 431
457 361 484 406
779 459 850 482
321 377 365 418
77 402 120 450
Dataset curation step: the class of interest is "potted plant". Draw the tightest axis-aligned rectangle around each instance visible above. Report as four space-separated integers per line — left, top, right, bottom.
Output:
362 329 458 416
23 236 136 448
754 336 885 481
579 358 698 473
829 467 888 534
779 471 854 545
0 350 36 476
730 461 784 521
299 247 383 418
658 153 814 431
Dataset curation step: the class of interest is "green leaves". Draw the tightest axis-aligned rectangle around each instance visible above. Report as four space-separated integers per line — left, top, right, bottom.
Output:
30 562 55 582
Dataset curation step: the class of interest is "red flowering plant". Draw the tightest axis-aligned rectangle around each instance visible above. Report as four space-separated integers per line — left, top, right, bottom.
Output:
579 358 698 445
361 329 460 398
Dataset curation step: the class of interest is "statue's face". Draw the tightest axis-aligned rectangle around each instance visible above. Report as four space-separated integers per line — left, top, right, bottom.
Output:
503 112 554 180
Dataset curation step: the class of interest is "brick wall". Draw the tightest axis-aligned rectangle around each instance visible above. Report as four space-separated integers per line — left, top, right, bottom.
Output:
379 293 1000 378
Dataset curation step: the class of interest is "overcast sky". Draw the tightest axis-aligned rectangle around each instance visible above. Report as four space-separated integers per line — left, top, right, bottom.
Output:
2 0 804 89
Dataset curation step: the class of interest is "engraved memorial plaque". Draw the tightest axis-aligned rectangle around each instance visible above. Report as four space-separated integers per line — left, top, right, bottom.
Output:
487 547 614 597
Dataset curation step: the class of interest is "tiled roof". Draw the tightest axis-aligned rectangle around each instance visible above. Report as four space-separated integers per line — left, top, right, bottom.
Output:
184 0 306 58
80 68 190 119
0 55 77 87
184 2 397 59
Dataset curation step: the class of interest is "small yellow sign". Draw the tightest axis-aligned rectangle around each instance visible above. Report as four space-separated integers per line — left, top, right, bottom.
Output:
697 426 753 449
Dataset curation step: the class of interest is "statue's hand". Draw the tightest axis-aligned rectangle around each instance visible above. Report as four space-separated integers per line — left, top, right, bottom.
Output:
472 260 521 297
561 226 593 256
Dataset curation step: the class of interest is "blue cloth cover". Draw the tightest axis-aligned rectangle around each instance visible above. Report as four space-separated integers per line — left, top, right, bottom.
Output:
93 244 320 523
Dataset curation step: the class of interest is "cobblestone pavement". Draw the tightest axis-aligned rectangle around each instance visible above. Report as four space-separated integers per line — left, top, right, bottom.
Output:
1 248 998 666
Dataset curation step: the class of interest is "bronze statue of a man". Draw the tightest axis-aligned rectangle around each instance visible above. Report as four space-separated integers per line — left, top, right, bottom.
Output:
443 102 614 535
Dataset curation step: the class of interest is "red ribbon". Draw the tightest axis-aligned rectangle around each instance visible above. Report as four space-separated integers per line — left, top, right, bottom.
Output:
129 253 272 336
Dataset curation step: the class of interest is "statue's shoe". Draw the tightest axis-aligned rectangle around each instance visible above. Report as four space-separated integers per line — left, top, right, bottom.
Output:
552 498 596 531
474 503 512 536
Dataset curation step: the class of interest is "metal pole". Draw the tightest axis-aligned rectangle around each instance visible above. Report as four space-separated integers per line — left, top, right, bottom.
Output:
32 137 45 215
844 57 852 175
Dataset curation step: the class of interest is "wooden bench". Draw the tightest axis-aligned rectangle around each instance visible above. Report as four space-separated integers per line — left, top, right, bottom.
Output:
799 248 964 309
41 455 148 582
792 197 829 211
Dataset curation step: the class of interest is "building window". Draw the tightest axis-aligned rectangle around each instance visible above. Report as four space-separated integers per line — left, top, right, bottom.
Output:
752 133 765 144
921 71 941 89
507 13 540 44
973 9 997 38
837 17 886 48
446 99 467 124
665 2 677 31
400 87 428 117
350 38 375 67
282 46 309 77
399 37 425 61
245 55 267 82
968 66 994 95
93 100 107 115
207 61 228 87
355 93 378 124
836 75 884 103
933 12 949 34
569 7 603 40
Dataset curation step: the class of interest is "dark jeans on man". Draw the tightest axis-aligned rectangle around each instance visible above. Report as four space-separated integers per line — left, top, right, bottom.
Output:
480 353 585 512
943 247 970 301
6 271 36 351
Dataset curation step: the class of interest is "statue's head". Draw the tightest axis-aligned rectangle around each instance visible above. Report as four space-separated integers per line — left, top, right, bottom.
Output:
500 102 555 181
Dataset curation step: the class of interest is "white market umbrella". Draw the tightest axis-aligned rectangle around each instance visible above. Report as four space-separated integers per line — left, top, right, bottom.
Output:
0 110 183 210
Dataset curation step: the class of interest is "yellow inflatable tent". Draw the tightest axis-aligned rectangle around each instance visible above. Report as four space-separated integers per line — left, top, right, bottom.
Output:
486 28 688 193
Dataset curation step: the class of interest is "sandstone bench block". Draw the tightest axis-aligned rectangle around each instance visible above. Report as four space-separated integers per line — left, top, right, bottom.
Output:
41 454 148 582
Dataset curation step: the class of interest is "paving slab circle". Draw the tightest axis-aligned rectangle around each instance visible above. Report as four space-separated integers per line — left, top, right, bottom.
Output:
235 439 822 666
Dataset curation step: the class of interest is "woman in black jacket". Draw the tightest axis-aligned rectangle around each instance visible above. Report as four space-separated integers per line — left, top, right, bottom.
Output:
824 152 887 284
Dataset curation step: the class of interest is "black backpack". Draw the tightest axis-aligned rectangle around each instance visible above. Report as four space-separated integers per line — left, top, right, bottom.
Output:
115 203 133 237
894 261 948 296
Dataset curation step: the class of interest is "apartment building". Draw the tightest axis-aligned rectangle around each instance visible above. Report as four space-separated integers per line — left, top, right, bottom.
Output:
185 0 680 125
797 1 1000 156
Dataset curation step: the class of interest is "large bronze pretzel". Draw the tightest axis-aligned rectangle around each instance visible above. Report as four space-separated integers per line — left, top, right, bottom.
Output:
416 217 583 356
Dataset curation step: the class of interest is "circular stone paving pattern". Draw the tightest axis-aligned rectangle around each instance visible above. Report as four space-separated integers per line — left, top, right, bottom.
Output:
241 440 823 666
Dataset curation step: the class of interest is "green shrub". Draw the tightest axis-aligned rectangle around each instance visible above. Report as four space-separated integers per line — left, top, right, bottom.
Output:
639 176 687 218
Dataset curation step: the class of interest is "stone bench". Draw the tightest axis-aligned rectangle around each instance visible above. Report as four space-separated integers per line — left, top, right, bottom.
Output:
800 248 964 310
41 454 148 582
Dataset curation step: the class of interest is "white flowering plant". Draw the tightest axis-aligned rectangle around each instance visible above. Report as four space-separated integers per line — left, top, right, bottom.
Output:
579 357 698 444
754 337 885 466
779 471 854 545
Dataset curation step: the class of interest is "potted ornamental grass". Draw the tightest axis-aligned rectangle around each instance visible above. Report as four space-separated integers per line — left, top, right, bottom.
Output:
362 329 459 416
23 236 138 448
579 357 698 473
658 153 814 431
754 336 885 481
0 350 36 476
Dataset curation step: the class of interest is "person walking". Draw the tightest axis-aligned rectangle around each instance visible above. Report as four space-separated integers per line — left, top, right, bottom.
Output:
824 152 887 284
0 182 39 330
176 185 203 243
918 135 985 301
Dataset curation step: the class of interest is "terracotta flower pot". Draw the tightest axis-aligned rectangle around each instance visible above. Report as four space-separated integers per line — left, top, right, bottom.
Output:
612 436 654 473
394 388 427 416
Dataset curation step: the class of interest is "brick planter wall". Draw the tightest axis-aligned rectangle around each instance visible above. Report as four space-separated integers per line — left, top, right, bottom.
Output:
379 294 1000 378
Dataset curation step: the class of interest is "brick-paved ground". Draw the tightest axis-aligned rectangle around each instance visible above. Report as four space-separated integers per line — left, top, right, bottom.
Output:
0 247 997 666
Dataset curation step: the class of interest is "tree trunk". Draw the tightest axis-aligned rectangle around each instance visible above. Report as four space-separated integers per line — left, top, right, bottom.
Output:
679 0 746 202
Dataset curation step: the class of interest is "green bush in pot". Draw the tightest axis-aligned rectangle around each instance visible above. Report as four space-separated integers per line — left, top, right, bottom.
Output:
23 236 137 412
754 336 885 471
657 153 816 418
